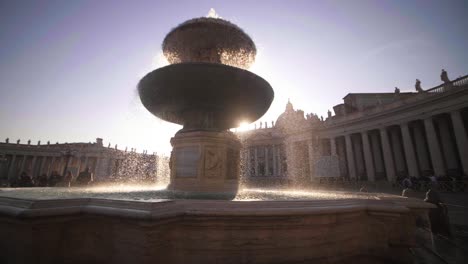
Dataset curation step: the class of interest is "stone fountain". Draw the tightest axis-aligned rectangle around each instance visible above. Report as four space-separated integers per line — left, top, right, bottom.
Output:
0 14 434 264
138 17 273 195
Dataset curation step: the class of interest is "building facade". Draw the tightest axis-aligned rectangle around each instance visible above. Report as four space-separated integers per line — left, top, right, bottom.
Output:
2 74 467 186
240 74 468 183
0 138 162 186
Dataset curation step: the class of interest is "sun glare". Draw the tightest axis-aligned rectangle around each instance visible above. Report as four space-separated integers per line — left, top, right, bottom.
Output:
236 121 251 132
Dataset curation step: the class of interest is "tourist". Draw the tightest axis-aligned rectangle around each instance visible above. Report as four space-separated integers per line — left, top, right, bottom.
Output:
48 171 63 187
424 189 451 237
402 177 412 189
74 167 93 186
17 171 34 187
36 173 48 187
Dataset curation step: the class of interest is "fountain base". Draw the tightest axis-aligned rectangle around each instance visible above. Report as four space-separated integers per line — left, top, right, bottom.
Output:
167 130 241 196
0 195 434 264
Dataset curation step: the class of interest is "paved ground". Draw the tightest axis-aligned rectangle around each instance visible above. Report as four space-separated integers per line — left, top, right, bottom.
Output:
318 184 468 263
378 189 468 264
413 192 468 264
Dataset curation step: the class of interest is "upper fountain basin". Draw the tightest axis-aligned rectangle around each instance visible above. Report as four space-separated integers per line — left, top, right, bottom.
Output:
138 63 274 130
163 17 256 69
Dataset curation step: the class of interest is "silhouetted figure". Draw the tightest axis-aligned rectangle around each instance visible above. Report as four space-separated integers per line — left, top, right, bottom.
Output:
5 138 9 143
58 171 72 187
394 87 400 94
49 171 63 187
36 174 48 187
17 172 34 187
440 69 450 83
424 189 451 237
415 79 423 92
402 177 412 189
327 110 332 118
75 167 93 186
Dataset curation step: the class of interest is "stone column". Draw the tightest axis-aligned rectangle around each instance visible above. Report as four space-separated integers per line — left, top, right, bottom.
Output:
39 156 47 176
76 157 83 177
30 156 37 177
345 135 356 179
336 138 347 178
265 146 269 176
58 157 65 175
380 128 396 182
437 116 458 170
47 157 56 177
401 123 420 177
307 140 314 178
412 122 431 174
272 145 277 176
254 147 258 177
330 138 337 156
84 156 89 169
370 132 385 179
286 143 295 178
450 110 468 175
361 131 375 181
352 135 365 180
389 127 406 175
95 157 102 180
7 155 17 182
277 146 282 177
424 117 446 176
19 155 27 174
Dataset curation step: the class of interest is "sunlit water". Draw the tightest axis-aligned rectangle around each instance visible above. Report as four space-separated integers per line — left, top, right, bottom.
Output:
0 184 372 202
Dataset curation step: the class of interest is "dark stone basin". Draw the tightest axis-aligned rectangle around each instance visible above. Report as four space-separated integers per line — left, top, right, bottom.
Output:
138 63 274 130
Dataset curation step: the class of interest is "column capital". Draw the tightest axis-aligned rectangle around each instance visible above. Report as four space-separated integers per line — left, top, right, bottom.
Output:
400 121 410 128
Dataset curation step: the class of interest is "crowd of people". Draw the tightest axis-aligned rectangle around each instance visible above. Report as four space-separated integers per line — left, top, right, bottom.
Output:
9 168 94 188
397 174 466 192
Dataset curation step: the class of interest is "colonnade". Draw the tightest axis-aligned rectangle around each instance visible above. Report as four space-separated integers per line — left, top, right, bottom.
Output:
318 109 468 181
246 145 284 177
4 154 98 182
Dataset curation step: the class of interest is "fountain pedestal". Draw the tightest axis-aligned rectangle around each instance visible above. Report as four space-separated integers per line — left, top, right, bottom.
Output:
168 130 241 194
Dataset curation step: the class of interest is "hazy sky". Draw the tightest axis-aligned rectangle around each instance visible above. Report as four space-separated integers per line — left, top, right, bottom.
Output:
1 0 467 154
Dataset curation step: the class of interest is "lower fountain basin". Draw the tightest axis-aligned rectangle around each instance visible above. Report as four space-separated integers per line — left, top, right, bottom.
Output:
0 187 432 264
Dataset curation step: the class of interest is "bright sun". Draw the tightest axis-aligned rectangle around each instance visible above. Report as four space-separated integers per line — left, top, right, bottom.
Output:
236 121 250 132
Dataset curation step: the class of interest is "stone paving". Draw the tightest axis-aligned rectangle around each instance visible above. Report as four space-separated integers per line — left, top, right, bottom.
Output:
368 188 468 264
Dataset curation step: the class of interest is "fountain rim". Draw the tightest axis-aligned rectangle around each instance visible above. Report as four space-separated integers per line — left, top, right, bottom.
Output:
0 194 433 221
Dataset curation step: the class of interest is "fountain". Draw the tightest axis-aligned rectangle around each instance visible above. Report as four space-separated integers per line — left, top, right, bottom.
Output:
0 14 434 264
138 16 273 196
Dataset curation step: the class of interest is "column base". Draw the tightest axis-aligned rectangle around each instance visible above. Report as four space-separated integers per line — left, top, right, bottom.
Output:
168 130 241 196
